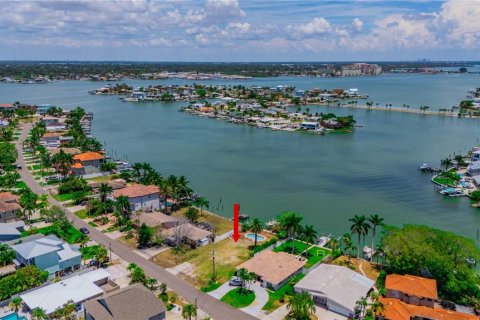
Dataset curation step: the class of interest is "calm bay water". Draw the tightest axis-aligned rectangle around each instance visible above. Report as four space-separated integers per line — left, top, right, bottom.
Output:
1 73 480 239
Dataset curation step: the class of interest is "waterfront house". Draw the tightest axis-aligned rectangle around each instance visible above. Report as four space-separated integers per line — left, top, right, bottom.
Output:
88 179 126 193
42 115 60 126
138 212 179 229
36 104 54 115
72 152 105 176
11 234 81 275
300 121 320 130
385 274 437 307
40 132 73 148
467 162 480 176
294 264 374 317
237 250 305 290
84 283 166 320
0 103 16 111
21 268 111 316
379 297 478 320
113 184 161 213
0 191 21 223
163 223 213 248
323 119 343 129
0 221 25 242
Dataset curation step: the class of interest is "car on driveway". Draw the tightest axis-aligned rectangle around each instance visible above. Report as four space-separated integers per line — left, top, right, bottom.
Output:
80 227 90 234
229 277 243 287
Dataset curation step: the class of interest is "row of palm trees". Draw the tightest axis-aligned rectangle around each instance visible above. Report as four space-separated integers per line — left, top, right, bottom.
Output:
349 214 384 261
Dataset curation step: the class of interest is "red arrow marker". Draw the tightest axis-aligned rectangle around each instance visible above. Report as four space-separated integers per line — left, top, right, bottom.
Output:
232 203 240 243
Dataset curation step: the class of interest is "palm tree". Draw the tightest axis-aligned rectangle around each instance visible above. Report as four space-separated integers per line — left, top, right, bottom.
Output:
31 307 48 320
99 183 113 203
454 154 466 168
182 304 197 320
249 218 264 248
440 157 453 172
9 297 22 312
132 163 143 182
286 292 315 320
51 150 74 178
299 225 317 245
193 196 209 216
349 214 371 259
368 214 384 262
344 239 356 263
278 211 303 254
116 195 131 220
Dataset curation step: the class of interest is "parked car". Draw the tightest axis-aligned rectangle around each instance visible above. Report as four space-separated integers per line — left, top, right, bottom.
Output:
15 164 22 170
80 227 90 234
229 277 243 287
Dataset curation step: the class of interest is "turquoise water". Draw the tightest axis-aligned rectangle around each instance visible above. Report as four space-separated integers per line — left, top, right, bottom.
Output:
1 73 480 241
0 313 27 320
246 233 266 242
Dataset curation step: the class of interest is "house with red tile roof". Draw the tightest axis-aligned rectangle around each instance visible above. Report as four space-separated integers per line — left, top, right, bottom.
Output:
0 192 21 223
113 184 161 213
386 274 438 307
71 152 104 176
380 298 478 320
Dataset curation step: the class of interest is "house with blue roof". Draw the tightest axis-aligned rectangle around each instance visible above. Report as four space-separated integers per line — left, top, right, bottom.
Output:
11 234 81 275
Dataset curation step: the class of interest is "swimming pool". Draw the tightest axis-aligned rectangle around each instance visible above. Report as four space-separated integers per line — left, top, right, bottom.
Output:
245 233 265 242
0 313 27 320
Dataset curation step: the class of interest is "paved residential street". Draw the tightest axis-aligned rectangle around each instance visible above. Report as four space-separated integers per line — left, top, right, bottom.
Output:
16 123 258 320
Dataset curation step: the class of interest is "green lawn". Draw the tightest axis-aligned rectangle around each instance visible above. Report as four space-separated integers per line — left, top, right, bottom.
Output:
75 209 89 219
221 288 255 308
304 247 331 269
53 191 90 202
262 273 305 311
15 181 27 189
22 225 84 244
201 281 222 292
80 245 101 259
273 240 309 255
433 177 457 187
28 164 41 170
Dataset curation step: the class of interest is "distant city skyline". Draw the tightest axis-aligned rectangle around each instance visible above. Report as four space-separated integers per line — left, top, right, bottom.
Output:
0 0 479 61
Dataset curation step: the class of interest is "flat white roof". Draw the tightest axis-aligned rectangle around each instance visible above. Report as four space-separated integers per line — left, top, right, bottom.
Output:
294 264 374 312
21 269 110 314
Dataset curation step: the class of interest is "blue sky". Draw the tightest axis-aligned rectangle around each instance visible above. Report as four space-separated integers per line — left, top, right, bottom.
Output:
0 0 478 61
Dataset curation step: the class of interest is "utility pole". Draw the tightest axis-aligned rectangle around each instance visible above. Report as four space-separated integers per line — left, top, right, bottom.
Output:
109 242 112 262
211 249 216 282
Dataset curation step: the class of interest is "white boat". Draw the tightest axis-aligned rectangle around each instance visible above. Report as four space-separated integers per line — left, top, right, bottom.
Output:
439 188 465 197
363 246 373 260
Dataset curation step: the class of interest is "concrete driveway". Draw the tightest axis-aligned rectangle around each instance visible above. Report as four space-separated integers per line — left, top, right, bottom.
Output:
208 281 269 318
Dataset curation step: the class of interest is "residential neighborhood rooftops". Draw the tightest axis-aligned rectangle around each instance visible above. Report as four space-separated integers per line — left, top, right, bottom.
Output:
84 283 166 320
21 268 110 314
12 234 80 261
0 103 14 108
386 274 438 300
73 151 104 162
295 264 374 312
113 184 160 199
237 250 305 286
380 298 478 320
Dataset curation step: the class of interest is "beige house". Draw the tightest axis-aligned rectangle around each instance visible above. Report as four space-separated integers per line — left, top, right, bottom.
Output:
71 152 105 176
237 250 305 290
138 212 179 229
163 223 213 248
113 184 161 213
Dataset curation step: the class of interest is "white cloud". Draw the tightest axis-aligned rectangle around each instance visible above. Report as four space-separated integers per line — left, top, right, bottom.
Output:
352 18 363 32
287 17 332 38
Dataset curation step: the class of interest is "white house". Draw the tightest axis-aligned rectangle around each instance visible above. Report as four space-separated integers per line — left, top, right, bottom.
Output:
113 184 161 213
294 264 374 317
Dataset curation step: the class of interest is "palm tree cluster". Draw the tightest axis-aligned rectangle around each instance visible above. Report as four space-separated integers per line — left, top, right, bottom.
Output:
348 214 384 261
286 292 316 320
277 211 317 254
128 162 194 209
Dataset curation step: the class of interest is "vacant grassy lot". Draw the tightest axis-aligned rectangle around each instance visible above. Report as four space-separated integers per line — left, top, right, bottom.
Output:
330 256 380 281
86 174 118 183
152 237 252 287
273 239 309 255
173 208 232 235
304 246 331 269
